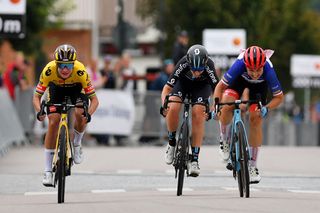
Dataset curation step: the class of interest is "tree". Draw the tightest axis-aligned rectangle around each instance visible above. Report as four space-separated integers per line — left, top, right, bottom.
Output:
137 0 320 91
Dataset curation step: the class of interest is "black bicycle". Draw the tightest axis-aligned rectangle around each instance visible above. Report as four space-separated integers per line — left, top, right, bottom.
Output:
163 95 209 196
215 97 262 198
39 97 89 203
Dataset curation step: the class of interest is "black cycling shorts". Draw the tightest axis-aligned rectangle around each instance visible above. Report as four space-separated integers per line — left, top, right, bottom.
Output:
46 82 89 114
169 79 213 105
228 76 268 105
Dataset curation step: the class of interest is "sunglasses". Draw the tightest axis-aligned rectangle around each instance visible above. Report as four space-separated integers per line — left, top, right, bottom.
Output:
191 66 205 72
58 63 74 69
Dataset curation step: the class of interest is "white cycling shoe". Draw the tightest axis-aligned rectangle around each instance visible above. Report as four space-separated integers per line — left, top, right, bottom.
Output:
219 139 230 162
42 171 54 187
188 161 200 177
73 145 84 164
164 144 175 165
249 166 261 184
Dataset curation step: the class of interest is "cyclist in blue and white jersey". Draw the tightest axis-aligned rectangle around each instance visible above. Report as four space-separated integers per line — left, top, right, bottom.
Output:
160 44 219 177
213 46 284 183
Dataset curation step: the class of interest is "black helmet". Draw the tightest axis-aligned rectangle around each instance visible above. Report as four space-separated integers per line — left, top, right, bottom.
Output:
54 44 77 63
187 44 208 71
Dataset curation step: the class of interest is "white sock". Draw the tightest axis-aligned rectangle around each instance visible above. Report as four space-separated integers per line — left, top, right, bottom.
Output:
219 122 231 143
44 149 55 172
249 146 259 167
74 129 84 147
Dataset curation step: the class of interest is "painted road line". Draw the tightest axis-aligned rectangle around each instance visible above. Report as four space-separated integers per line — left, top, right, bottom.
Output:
25 191 57 196
288 190 320 194
117 170 142 174
91 189 126 193
157 187 193 192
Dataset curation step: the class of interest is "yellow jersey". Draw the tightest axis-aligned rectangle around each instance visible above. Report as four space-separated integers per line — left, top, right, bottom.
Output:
35 60 95 97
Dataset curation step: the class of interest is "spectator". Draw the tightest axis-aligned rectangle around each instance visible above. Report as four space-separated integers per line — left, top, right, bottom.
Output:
114 52 137 91
3 52 30 100
172 30 189 65
86 58 107 89
100 55 116 89
150 59 174 91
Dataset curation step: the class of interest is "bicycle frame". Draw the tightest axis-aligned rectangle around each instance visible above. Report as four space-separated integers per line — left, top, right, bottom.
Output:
229 106 251 172
52 112 72 174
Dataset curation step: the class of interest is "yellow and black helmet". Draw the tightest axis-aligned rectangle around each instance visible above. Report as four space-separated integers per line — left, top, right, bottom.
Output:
54 44 77 63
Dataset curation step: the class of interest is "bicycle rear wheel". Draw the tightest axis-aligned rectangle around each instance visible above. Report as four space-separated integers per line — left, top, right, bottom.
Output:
176 122 189 196
57 126 67 203
237 123 250 198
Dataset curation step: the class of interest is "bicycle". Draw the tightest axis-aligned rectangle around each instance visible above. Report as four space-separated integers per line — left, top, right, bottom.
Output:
215 97 261 198
38 97 89 203
163 95 209 196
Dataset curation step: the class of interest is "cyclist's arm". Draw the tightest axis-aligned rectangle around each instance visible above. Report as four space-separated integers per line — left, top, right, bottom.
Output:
161 84 173 106
88 94 99 115
33 93 42 113
213 80 228 102
266 93 284 110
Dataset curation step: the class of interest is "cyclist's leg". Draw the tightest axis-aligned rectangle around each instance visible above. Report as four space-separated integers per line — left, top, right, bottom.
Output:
247 82 268 183
43 85 62 185
72 92 88 164
164 81 184 164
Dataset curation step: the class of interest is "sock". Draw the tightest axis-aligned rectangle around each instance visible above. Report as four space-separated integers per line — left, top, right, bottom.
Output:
74 129 84 147
219 122 231 143
249 146 259 167
168 131 176 146
191 146 200 162
44 149 55 172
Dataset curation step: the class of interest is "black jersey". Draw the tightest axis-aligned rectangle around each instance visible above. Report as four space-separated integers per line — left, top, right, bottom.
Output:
166 56 219 90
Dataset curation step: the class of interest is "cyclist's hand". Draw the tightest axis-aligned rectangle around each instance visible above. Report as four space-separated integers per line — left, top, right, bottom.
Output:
82 112 91 123
36 111 46 121
206 111 219 121
260 106 268 118
160 106 168 117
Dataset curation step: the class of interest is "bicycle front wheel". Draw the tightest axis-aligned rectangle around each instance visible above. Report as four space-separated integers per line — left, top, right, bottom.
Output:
176 122 189 196
57 125 67 203
237 122 250 198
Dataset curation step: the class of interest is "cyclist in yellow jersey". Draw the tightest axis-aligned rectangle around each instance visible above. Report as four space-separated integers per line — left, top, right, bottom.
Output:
32 44 99 186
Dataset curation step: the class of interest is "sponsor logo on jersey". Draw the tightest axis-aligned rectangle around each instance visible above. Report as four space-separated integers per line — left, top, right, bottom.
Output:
174 62 188 77
45 68 52 76
77 70 85 76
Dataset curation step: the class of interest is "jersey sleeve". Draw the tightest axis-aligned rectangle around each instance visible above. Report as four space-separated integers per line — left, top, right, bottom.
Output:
222 58 246 86
264 61 283 96
75 62 96 97
206 58 219 89
166 57 188 87
35 62 53 96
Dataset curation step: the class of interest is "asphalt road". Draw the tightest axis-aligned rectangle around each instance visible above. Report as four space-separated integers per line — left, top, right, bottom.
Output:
0 145 320 213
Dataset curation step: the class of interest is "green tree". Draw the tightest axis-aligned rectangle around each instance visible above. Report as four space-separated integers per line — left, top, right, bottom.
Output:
137 0 320 91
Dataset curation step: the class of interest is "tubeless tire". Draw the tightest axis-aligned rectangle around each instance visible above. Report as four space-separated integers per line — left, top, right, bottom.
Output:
176 122 189 196
237 123 250 198
57 126 67 203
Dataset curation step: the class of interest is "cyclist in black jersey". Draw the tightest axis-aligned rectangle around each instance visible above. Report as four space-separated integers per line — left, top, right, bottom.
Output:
160 44 219 177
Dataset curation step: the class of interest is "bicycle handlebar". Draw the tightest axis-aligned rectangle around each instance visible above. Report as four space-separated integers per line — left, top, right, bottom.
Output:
214 96 263 113
163 95 210 113
39 100 90 122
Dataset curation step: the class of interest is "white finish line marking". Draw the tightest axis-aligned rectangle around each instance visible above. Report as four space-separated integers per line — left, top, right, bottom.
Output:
157 188 193 192
288 190 320 194
91 189 126 193
117 170 142 174
25 191 57 196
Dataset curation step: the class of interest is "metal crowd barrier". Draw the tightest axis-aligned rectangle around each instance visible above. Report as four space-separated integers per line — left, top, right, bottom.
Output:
0 89 26 156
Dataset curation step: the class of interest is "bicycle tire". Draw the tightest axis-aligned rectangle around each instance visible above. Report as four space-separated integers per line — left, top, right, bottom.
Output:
237 122 250 198
57 126 67 203
176 121 189 196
